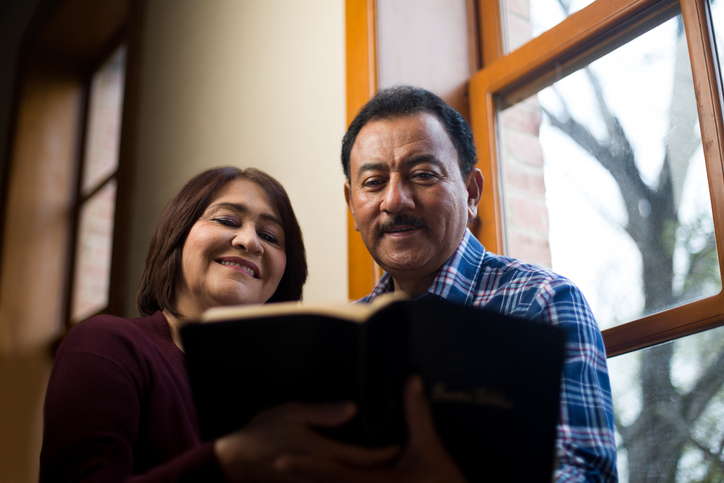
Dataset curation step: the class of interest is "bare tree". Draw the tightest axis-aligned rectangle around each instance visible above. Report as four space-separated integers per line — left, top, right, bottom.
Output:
543 19 724 482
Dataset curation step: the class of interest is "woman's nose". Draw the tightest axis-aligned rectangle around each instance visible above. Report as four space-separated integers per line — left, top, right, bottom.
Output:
232 225 263 254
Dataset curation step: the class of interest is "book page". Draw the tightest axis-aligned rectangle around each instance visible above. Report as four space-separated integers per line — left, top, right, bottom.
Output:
199 291 407 324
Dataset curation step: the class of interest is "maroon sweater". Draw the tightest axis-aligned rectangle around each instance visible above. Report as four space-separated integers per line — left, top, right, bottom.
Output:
40 312 227 482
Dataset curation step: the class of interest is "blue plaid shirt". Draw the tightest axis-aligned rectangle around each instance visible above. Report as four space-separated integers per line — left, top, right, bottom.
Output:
360 230 618 482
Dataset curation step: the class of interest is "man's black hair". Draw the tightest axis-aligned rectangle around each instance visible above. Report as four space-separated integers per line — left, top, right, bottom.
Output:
341 85 478 180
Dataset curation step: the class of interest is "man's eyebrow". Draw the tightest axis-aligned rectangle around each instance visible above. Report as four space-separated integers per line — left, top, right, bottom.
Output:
403 154 443 169
356 162 388 177
207 202 283 227
356 155 444 179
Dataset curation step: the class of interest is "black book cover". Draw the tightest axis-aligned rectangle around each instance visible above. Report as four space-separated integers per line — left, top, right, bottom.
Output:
180 295 566 482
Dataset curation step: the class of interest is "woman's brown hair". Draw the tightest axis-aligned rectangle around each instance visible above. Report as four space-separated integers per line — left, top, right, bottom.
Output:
136 166 307 316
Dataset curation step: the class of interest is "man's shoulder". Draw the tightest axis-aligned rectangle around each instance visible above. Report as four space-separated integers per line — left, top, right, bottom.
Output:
455 230 568 286
472 251 590 316
479 250 567 286
466 250 602 330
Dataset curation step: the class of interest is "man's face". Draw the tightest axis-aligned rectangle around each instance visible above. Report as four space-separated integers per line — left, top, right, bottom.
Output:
345 112 482 295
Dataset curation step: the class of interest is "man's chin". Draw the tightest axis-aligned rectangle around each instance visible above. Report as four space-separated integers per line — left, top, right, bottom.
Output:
375 255 428 275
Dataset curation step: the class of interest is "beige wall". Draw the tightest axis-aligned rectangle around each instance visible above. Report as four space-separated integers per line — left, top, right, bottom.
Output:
126 0 348 314
0 2 347 481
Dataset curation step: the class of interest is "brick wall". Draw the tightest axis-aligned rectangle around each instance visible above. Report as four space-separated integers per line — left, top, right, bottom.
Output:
498 0 552 268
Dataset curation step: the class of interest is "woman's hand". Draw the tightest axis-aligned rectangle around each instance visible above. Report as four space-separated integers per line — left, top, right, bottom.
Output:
273 376 469 483
215 400 400 482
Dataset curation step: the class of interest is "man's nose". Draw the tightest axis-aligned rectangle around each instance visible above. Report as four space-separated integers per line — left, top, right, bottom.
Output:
232 225 263 254
380 177 414 213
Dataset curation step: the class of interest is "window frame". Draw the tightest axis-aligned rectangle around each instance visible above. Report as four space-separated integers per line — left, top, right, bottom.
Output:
345 0 724 355
469 0 724 356
62 38 127 327
0 0 141 339
345 0 384 301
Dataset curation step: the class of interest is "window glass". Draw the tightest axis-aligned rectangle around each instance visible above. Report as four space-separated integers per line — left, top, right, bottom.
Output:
712 0 724 69
81 46 126 196
71 180 116 323
502 0 594 52
69 44 126 324
609 325 724 481
498 12 721 330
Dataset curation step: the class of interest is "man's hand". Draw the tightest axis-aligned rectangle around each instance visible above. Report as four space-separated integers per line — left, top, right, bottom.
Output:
275 376 469 483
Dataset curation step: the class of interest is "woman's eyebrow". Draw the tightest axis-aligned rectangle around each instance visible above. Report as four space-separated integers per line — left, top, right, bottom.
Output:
208 202 283 227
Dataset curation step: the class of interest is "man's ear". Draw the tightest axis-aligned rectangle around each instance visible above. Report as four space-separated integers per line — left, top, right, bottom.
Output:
465 168 484 220
344 181 360 232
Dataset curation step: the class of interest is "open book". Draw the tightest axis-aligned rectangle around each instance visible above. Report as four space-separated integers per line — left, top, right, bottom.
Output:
180 294 565 482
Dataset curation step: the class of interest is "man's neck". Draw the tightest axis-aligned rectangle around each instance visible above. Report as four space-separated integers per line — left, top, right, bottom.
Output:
389 271 437 299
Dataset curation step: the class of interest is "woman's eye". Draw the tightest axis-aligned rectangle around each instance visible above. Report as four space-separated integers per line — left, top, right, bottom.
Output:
259 232 278 244
213 218 237 227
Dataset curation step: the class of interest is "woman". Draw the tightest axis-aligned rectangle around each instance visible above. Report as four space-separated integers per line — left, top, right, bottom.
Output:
39 167 397 482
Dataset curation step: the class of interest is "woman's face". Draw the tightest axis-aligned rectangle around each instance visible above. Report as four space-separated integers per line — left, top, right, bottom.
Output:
175 178 287 318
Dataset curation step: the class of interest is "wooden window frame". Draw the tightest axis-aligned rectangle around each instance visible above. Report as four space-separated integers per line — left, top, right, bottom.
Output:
0 0 142 338
469 0 724 356
62 39 127 327
344 0 484 301
345 0 724 355
345 0 381 301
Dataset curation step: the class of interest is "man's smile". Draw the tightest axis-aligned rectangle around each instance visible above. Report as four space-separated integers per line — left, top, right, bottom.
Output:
381 226 423 239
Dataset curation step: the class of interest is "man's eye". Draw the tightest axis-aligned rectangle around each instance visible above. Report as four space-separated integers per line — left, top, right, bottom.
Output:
362 178 385 188
412 172 436 180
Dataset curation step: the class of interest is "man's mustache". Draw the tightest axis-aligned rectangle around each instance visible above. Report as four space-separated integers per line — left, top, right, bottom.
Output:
380 214 426 232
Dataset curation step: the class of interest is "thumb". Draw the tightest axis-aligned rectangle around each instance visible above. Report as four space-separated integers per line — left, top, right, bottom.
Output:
403 375 437 444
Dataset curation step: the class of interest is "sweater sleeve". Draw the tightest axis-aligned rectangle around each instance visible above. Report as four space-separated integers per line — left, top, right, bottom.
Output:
39 321 227 483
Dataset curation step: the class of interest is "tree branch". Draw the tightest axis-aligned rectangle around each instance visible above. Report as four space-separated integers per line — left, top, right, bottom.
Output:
682 349 724 425
542 101 648 244
689 434 724 475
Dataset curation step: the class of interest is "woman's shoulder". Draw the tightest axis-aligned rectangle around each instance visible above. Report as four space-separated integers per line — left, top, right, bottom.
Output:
57 312 166 360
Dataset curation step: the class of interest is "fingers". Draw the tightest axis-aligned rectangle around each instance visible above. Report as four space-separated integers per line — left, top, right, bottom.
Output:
250 400 400 465
275 454 363 483
274 449 397 483
397 375 470 483
403 375 436 444
276 442 399 472
217 400 399 482
317 442 400 468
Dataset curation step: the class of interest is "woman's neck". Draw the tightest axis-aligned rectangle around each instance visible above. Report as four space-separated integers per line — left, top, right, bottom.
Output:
162 309 189 352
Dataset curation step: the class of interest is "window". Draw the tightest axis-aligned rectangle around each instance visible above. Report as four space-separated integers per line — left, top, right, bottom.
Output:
499 9 720 331
0 0 138 345
474 0 724 480
66 46 127 325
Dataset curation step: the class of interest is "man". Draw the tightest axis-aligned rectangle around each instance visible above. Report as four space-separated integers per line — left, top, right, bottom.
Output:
341 85 617 482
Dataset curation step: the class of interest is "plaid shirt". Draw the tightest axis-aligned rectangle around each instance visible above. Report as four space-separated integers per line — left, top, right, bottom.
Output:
360 230 618 482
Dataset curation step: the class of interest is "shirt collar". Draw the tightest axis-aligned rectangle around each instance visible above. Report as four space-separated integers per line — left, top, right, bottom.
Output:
362 229 486 305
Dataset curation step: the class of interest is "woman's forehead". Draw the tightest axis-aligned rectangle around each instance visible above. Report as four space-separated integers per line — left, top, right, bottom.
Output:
209 179 282 224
